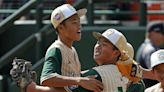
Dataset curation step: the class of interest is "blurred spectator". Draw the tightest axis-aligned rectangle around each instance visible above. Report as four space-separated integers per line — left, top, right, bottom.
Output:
136 21 164 88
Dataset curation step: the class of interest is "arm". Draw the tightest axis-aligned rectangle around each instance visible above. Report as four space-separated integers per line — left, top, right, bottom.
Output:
26 82 66 92
142 69 156 80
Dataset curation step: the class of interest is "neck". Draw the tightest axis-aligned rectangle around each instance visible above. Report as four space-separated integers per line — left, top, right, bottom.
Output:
58 36 73 48
98 60 116 66
161 82 164 90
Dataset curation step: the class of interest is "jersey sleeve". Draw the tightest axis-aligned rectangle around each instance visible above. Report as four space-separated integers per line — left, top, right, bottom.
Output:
40 47 62 84
126 81 145 92
71 69 102 92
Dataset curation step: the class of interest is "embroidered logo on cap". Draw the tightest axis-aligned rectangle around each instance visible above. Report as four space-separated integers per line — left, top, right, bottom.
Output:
104 29 114 36
158 52 164 61
54 13 61 21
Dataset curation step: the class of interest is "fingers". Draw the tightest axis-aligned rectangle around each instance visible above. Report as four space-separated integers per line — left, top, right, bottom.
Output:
86 76 103 92
78 76 103 92
92 86 102 92
90 78 103 91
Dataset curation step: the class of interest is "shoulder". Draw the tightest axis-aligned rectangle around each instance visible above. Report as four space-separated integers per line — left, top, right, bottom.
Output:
144 41 156 51
142 43 156 56
45 47 61 59
93 65 119 73
92 65 121 80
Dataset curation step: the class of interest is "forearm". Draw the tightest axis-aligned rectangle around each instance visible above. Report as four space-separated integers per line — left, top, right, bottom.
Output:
142 70 156 80
27 82 66 92
42 75 81 87
41 74 103 92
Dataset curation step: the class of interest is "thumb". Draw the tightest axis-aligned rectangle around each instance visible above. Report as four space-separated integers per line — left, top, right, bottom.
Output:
31 71 37 81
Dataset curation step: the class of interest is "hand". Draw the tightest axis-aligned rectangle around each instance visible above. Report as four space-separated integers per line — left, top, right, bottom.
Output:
10 58 37 91
77 75 103 92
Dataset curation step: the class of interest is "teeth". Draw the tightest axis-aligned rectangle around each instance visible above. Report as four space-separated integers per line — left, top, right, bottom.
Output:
95 51 100 55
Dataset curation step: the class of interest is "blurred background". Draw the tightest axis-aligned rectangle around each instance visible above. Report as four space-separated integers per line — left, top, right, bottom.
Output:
0 0 163 92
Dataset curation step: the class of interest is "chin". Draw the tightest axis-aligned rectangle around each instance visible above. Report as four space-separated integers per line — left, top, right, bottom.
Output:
95 59 101 65
96 62 102 65
76 37 81 41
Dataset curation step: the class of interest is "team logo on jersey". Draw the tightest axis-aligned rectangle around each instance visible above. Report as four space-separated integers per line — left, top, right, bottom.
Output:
68 85 79 90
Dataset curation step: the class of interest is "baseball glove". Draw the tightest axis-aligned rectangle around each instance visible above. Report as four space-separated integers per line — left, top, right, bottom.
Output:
10 58 37 92
117 58 143 83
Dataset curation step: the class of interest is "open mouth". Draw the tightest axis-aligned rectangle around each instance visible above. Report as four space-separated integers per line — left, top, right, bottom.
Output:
95 51 100 56
77 32 81 34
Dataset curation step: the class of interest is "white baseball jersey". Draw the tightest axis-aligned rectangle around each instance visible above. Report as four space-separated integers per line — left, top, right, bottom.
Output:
93 65 128 92
41 40 81 92
145 83 163 92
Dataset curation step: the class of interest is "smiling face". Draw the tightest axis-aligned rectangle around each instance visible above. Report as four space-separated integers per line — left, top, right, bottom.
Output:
58 14 81 42
93 37 121 65
153 63 164 87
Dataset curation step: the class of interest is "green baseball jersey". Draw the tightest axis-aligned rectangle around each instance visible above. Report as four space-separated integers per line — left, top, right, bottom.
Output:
40 40 81 92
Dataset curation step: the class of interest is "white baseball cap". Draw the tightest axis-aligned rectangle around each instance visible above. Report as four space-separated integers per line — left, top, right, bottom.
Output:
92 28 128 53
51 4 87 28
151 49 164 68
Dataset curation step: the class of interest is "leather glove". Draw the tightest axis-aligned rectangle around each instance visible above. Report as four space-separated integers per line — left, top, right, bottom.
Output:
10 58 37 91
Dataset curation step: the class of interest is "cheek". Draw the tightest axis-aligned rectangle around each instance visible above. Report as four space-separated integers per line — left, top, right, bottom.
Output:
154 71 163 81
102 48 112 56
99 48 112 60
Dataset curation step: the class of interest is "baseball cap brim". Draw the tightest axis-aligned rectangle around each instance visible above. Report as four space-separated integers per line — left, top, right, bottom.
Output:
92 32 102 39
77 8 87 17
93 32 116 46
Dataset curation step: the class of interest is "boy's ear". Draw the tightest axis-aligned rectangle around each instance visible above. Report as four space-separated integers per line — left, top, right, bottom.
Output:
57 24 63 30
115 50 121 58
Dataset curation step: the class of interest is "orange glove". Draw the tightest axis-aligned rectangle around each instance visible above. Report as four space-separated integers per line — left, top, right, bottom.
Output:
116 59 142 83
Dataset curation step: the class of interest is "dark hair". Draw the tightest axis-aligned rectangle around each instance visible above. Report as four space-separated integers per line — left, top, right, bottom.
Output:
55 18 68 33
147 21 164 35
112 45 121 61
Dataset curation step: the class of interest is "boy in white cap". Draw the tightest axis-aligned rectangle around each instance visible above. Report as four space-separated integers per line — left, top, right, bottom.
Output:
145 49 164 92
40 3 103 92
10 4 102 92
